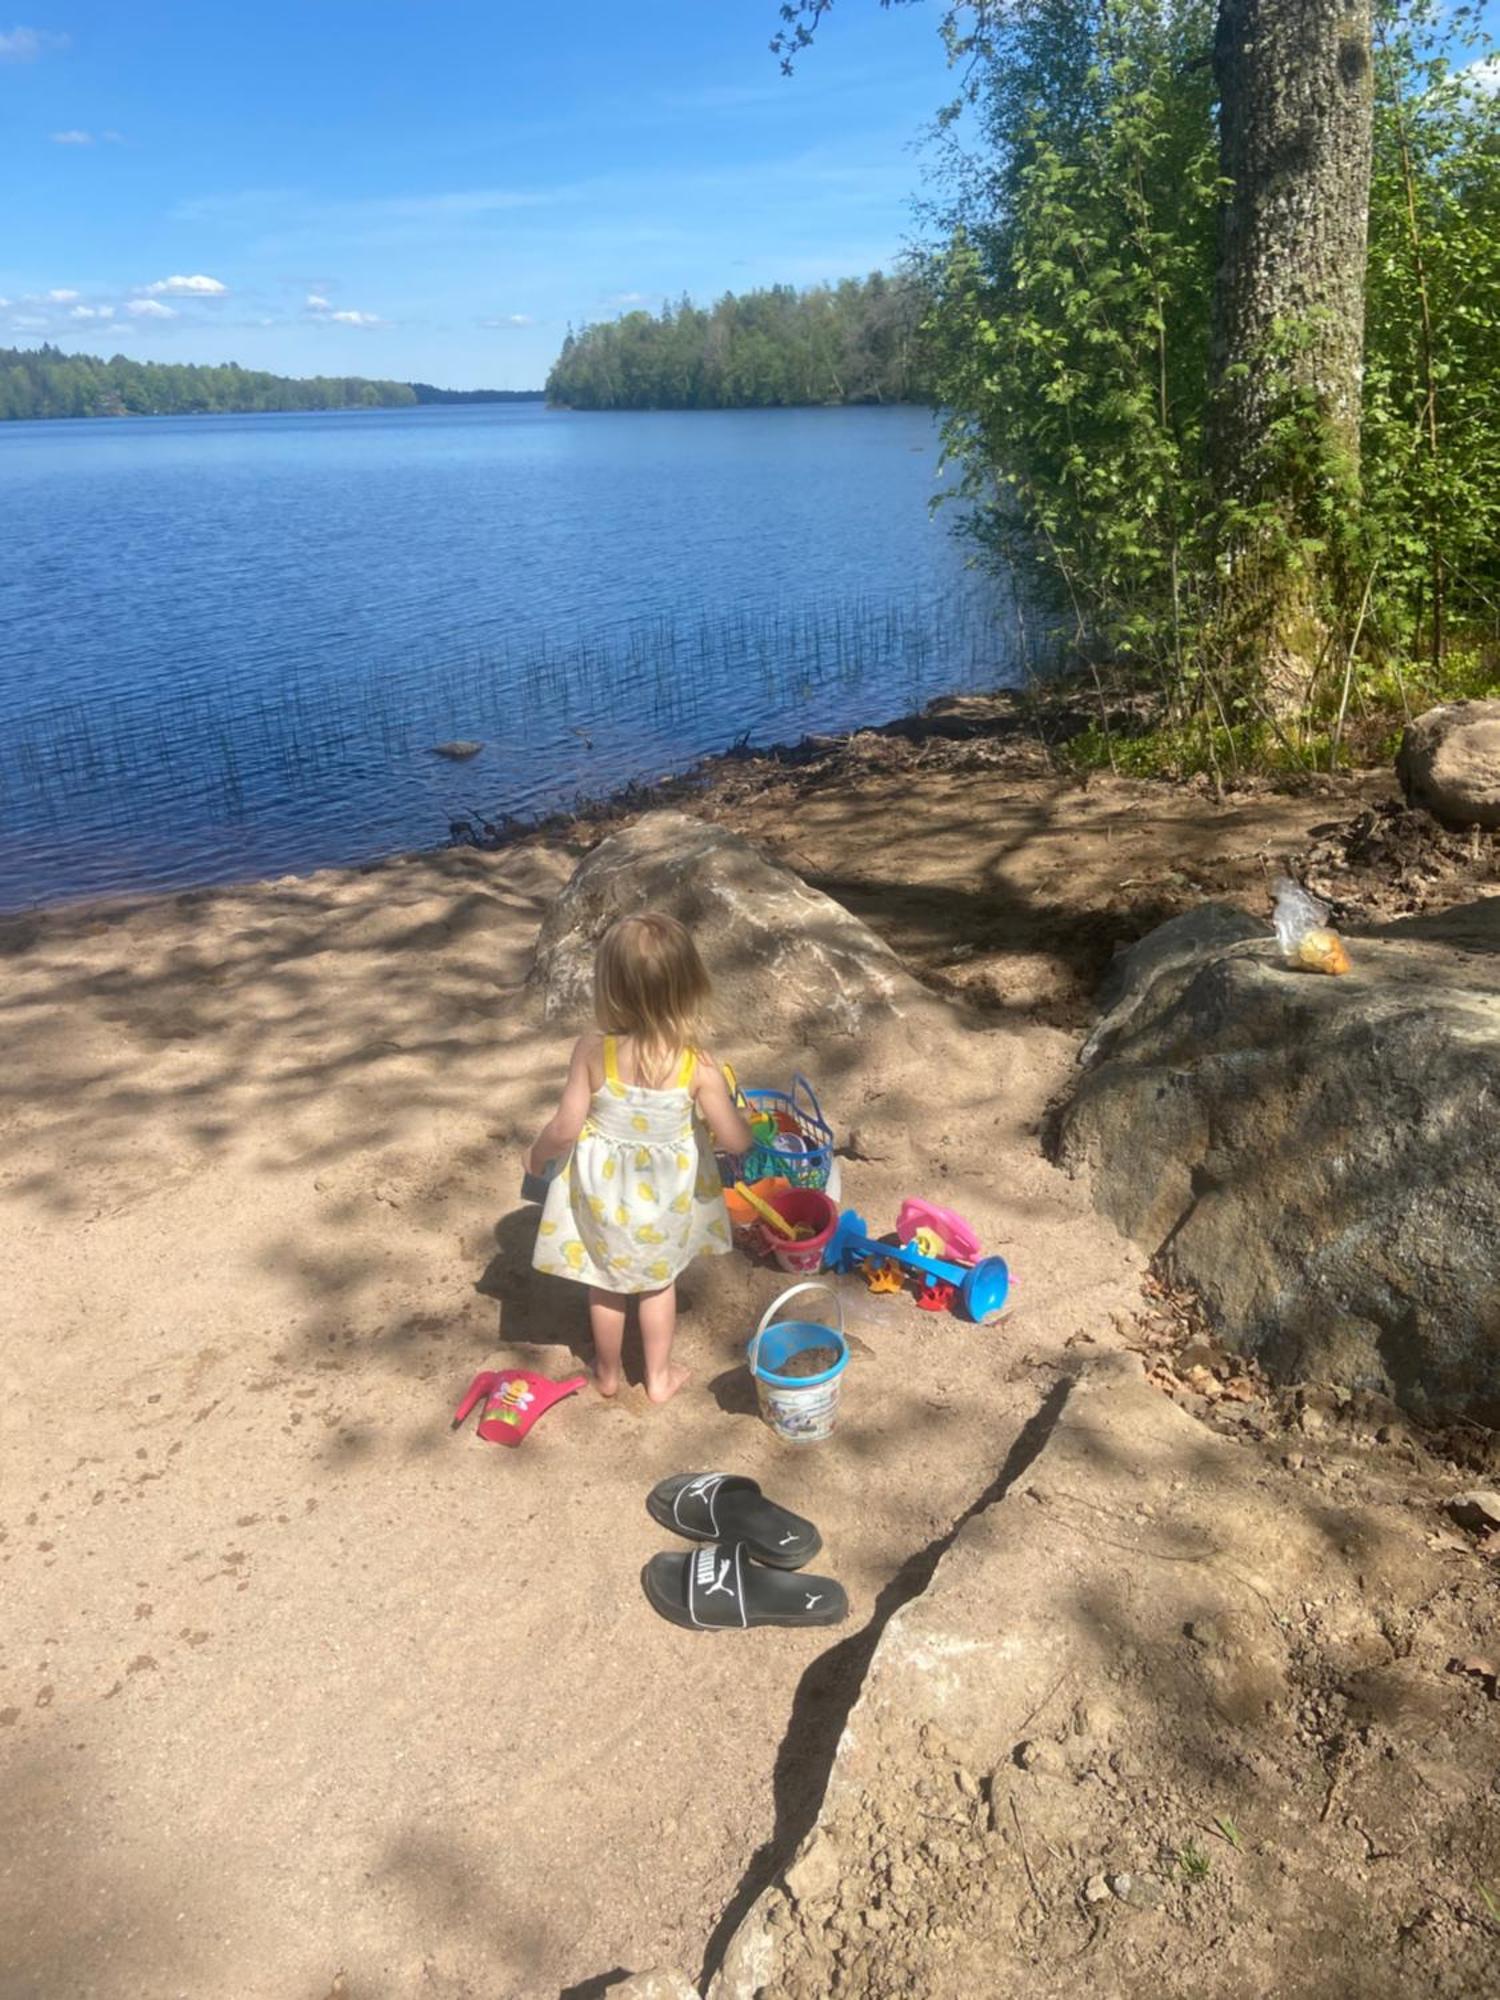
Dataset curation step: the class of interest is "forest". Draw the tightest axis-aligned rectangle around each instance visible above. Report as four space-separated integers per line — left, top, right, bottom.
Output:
543 272 927 409
0 348 531 421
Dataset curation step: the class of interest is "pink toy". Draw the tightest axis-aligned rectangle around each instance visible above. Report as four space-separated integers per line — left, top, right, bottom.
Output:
895 1200 982 1267
452 1369 587 1446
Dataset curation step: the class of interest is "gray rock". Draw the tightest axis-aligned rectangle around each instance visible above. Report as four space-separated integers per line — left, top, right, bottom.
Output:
1397 700 1500 829
1054 899 1500 1424
1085 1872 1112 1903
783 1828 841 1907
430 740 483 759
610 1974 700 2000
1079 904 1265 1071
1016 1737 1066 1775
1113 1872 1165 1910
528 810 921 1044
1447 1490 1500 1532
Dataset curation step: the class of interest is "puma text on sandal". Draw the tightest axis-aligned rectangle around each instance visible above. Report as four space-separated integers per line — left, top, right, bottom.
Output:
646 1471 821 1570
642 1541 848 1631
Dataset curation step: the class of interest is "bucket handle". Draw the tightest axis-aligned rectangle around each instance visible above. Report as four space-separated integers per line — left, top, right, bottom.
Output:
790 1072 827 1135
749 1279 845 1378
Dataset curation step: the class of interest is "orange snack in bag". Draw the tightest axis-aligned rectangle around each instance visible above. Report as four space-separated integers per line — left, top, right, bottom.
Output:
1295 928 1351 976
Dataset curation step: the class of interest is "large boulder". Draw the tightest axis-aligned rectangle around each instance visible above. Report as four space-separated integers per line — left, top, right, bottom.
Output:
1397 699 1500 829
528 810 924 1045
1053 899 1500 1422
710 1354 1499 1998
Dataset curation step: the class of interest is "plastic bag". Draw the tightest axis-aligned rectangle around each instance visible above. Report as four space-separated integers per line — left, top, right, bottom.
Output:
1270 877 1351 976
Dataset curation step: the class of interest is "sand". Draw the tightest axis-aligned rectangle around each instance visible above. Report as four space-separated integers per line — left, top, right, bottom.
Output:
0 754 1390 1998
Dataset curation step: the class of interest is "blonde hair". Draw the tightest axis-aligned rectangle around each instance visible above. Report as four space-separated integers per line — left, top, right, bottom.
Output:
594 912 710 1087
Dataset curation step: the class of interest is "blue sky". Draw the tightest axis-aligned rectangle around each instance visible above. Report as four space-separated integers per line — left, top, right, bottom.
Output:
0 3 958 388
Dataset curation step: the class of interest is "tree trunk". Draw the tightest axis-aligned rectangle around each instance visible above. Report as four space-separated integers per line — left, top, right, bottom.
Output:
1209 0 1376 707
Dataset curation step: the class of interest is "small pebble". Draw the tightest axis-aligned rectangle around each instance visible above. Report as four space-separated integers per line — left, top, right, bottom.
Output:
1017 1738 1066 1775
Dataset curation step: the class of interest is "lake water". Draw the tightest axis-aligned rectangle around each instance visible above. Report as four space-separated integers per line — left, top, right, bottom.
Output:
0 402 1020 912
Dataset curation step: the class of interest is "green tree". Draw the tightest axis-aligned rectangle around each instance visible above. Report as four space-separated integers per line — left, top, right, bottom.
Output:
0 345 425 421
544 272 930 409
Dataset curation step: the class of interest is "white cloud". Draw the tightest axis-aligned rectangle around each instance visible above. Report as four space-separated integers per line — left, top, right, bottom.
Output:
44 287 80 302
127 298 176 319
304 293 385 326
69 303 114 319
0 26 68 62
51 128 93 145
607 290 648 308
10 312 48 329
1466 56 1500 95
479 312 536 328
141 273 228 297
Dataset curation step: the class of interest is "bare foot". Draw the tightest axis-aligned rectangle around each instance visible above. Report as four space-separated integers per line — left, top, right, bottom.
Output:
593 1366 621 1398
644 1362 692 1407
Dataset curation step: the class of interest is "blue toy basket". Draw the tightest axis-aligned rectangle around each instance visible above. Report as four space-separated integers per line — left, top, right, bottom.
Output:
736 1072 836 1192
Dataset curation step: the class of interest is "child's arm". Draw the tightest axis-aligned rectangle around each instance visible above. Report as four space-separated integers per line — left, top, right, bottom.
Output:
527 1038 595 1175
694 1055 755 1158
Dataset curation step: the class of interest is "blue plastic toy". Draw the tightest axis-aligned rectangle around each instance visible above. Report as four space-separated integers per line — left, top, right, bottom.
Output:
823 1209 1011 1325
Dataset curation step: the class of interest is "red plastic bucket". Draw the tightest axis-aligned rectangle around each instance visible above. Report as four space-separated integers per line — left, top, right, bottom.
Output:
760 1187 839 1274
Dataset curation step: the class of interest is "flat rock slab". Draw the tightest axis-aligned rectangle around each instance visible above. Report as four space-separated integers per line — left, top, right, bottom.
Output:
708 1354 1500 2000
1054 898 1500 1423
528 810 927 1046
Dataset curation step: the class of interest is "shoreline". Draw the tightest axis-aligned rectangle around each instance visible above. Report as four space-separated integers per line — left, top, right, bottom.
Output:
3 679 1405 1044
0 678 1371 938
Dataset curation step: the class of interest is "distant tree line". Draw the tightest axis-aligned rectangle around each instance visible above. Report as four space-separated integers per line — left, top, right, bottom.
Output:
409 383 544 404
544 273 929 409
0 347 543 421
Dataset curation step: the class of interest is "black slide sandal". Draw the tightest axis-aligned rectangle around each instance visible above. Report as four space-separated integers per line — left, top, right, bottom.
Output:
646 1472 822 1570
642 1542 848 1631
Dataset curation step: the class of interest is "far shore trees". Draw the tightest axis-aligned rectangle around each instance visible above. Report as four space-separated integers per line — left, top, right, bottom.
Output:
545 274 927 410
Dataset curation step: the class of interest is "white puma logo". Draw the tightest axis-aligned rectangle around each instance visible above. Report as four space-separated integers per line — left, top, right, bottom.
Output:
804 1593 822 1610
696 1548 734 1598
681 1474 722 1530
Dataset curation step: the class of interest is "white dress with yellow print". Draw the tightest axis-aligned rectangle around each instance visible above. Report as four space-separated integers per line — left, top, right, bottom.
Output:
532 1037 732 1294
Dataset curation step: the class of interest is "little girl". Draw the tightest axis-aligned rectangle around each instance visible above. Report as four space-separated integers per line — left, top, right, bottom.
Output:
527 912 753 1404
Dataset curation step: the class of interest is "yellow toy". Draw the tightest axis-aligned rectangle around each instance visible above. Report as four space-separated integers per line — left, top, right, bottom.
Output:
733 1180 813 1243
865 1257 906 1296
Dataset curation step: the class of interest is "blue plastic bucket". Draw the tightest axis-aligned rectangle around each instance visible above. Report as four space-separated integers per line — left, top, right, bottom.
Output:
749 1281 848 1446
